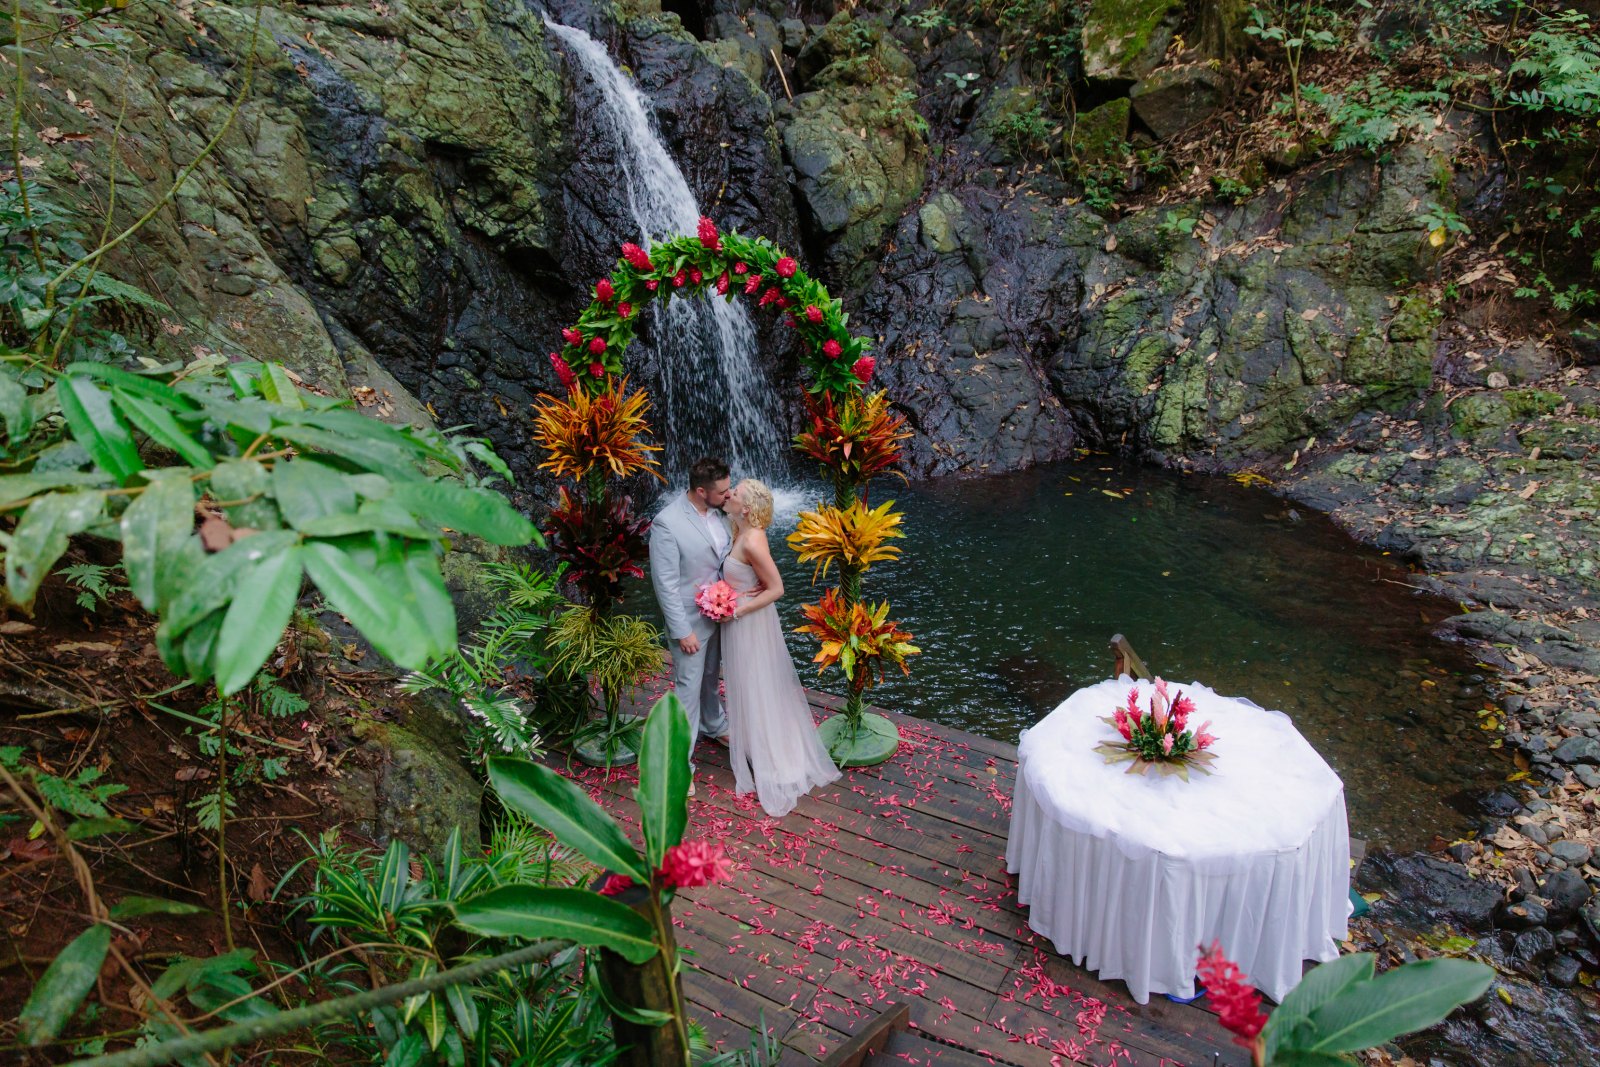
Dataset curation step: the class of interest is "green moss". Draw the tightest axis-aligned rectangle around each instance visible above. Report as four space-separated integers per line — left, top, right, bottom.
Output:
1504 388 1564 418
1081 0 1184 79
1068 98 1131 167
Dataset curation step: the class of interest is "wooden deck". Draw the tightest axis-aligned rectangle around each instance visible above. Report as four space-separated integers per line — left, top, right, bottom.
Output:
568 684 1256 1067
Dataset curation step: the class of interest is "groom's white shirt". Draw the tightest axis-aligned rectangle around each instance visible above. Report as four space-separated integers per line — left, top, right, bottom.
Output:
650 492 731 641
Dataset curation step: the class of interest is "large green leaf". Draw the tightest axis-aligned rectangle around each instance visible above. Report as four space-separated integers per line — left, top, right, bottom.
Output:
636 693 691 868
0 470 108 509
119 471 195 612
452 886 659 964
64 362 191 407
274 424 417 480
112 389 213 469
400 539 457 662
3 490 105 611
1272 1052 1356 1067
273 459 356 531
257 364 304 409
107 896 208 920
18 923 110 1045
159 530 299 637
0 368 33 443
302 539 433 669
1301 958 1493 1054
214 545 304 695
58 375 142 484
1264 953 1375 1060
486 758 648 883
387 480 538 546
210 458 280 532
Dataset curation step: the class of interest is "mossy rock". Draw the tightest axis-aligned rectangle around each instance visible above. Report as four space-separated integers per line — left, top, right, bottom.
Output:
1068 98 1131 167
1081 0 1185 82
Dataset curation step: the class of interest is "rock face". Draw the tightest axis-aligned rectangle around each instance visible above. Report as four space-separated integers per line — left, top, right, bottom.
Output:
779 13 926 286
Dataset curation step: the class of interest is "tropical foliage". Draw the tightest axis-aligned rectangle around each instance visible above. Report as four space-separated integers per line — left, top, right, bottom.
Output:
532 376 664 483
793 389 912 486
543 486 652 609
795 588 920 692
787 498 904 581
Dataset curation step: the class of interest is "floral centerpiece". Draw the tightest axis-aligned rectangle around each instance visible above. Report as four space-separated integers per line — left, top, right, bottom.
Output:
1094 677 1218 779
695 579 739 622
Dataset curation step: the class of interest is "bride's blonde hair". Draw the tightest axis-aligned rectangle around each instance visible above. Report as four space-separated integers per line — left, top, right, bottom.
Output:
737 479 774 530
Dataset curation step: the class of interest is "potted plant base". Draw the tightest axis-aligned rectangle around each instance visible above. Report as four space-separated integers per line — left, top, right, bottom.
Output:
817 712 899 767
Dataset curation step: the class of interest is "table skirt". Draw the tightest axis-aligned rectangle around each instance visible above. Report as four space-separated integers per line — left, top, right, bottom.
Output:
1006 768 1351 1004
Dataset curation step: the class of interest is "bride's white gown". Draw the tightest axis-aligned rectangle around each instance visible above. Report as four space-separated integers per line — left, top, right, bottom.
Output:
720 555 841 816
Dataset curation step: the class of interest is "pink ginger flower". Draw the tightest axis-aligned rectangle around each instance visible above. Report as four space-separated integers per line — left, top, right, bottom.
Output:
597 873 635 896
1161 734 1174 755
621 242 653 272
1113 708 1132 741
548 352 576 390
774 256 798 278
697 215 721 251
561 326 582 345
1194 722 1216 750
588 336 607 355
743 273 763 295
1171 692 1195 733
595 278 614 303
716 271 730 295
822 339 843 358
1197 942 1267 1053
732 261 748 275
659 839 732 889
805 304 823 324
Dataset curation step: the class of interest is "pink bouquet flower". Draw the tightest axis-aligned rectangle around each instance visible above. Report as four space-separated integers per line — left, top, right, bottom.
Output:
695 579 739 621
1095 677 1218 779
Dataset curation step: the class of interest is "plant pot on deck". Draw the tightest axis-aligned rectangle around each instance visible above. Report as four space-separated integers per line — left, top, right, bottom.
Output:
817 712 899 767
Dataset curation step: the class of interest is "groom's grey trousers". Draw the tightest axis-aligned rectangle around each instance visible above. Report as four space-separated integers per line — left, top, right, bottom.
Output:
649 493 730 769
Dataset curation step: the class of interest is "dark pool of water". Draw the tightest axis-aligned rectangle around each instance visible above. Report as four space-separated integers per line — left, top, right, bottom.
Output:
634 457 1509 849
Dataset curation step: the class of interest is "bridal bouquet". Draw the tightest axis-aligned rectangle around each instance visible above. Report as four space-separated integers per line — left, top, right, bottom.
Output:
1094 677 1218 779
695 579 739 621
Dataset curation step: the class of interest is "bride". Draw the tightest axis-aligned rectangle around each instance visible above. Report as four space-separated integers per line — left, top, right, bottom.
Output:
719 479 841 816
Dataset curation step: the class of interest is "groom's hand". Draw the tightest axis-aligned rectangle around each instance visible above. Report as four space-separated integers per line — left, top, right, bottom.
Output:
678 634 701 655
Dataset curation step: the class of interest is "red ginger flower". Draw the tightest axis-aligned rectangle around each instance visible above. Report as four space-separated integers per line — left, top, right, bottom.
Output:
595 278 614 303
759 286 781 307
672 269 687 288
646 279 659 291
598 873 635 896
743 274 763 295
659 839 732 889
775 256 798 278
852 355 876 383
618 301 633 319
716 272 730 295
822 339 843 359
588 336 608 355
1196 942 1267 1056
1172 693 1196 733
562 326 582 345
549 352 576 389
621 242 653 272
697 215 721 250
588 362 604 377
732 261 748 275
689 267 703 285
805 304 823 324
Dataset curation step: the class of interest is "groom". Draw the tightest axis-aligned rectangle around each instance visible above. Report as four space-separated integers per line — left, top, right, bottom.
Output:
650 457 733 781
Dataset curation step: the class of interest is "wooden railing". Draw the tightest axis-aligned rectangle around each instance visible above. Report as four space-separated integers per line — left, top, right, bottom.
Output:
1109 633 1152 681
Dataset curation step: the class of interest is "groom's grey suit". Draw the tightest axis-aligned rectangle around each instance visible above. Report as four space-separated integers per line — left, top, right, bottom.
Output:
649 493 731 761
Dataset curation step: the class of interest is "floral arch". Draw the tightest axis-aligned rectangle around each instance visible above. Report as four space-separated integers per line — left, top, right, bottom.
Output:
531 218 917 765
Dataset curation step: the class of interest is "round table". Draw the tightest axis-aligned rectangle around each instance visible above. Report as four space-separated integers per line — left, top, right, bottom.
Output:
1006 678 1351 1004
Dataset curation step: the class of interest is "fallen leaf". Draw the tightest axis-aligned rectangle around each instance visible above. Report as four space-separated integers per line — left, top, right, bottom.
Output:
198 515 235 551
56 641 117 654
247 863 270 902
174 766 213 782
0 620 37 634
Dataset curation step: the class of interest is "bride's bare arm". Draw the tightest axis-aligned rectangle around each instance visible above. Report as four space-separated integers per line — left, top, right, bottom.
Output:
734 531 784 620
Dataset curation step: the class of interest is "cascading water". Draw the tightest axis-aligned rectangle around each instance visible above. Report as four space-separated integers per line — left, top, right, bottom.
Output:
545 19 784 480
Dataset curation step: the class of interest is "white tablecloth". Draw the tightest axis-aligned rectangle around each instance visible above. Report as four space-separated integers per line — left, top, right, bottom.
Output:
1006 678 1351 1004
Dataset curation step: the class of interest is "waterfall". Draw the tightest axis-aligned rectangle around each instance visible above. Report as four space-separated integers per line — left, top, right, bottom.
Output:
545 19 784 481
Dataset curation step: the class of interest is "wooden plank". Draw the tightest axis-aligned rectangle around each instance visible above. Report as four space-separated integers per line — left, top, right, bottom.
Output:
868 1028 1032 1067
822 1001 908 1067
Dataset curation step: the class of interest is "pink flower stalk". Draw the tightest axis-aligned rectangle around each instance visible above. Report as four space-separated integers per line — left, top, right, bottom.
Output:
621 242 653 272
548 352 576 390
744 274 763 295
588 336 607 355
697 215 721 251
672 270 687 288
597 874 635 896
1171 693 1195 733
588 362 604 378
689 267 703 285
1125 688 1141 721
561 326 582 346
732 261 748 275
659 839 733 889
1195 723 1216 750
1196 942 1267 1058
645 279 659 291
617 301 633 319
759 286 781 307
852 355 876 383
1113 708 1132 740
805 304 823 324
